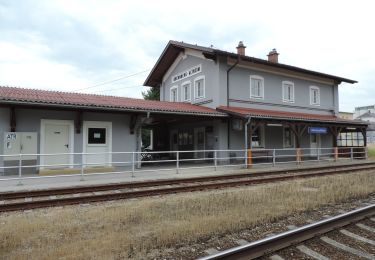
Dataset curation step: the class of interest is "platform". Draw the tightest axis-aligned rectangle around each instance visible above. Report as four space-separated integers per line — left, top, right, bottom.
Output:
0 159 372 193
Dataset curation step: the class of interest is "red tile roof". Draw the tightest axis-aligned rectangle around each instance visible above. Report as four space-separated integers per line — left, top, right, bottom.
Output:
0 86 226 117
217 106 367 125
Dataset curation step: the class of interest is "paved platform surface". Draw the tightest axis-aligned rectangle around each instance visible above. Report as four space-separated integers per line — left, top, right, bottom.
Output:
0 159 371 193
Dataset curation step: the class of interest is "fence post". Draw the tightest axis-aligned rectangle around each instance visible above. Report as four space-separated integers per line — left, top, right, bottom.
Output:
317 148 320 163
132 152 135 178
334 147 338 162
80 153 85 181
17 154 23 186
214 150 217 171
272 149 276 167
176 151 179 174
350 147 354 161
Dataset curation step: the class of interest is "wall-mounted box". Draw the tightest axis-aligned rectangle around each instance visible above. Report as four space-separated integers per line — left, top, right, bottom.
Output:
3 132 38 175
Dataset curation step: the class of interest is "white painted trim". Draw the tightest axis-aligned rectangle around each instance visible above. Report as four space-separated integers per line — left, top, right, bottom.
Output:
82 121 112 166
282 81 295 103
184 49 207 59
250 75 264 100
283 126 295 148
181 80 191 102
172 64 202 84
309 86 320 106
40 119 74 169
194 75 205 100
170 85 178 102
162 52 184 83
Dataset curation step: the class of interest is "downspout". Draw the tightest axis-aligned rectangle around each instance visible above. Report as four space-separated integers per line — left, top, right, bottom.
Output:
226 57 240 149
244 117 252 168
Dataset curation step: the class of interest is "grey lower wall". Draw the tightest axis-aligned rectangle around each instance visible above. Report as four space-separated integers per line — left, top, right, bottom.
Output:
0 107 137 174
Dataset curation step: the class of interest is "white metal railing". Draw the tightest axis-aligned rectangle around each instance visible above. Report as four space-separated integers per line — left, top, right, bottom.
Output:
0 146 368 185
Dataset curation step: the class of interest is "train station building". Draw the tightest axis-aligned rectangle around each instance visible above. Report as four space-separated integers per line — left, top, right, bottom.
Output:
0 40 368 175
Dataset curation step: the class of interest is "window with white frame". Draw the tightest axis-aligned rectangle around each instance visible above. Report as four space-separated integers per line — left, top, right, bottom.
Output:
282 81 294 103
181 81 191 101
250 75 264 99
170 86 178 102
194 76 205 99
310 86 320 105
283 126 294 148
251 125 265 148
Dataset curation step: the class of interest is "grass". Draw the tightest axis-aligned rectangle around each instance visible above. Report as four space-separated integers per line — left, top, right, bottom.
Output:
0 171 375 259
367 145 375 159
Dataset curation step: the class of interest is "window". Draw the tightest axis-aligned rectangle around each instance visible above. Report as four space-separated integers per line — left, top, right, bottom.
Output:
251 125 265 148
250 75 264 99
338 132 364 147
88 128 106 144
194 76 205 99
283 126 295 148
181 81 191 101
170 86 178 102
310 86 320 105
282 81 294 103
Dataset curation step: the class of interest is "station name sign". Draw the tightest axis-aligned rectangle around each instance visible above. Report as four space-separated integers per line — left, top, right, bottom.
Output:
172 64 201 83
308 127 327 134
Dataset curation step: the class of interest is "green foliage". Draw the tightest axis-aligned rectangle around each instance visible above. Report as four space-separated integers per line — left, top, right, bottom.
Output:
142 129 151 148
142 87 160 101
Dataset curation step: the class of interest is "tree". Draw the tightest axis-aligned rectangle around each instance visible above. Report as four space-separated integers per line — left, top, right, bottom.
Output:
142 87 160 100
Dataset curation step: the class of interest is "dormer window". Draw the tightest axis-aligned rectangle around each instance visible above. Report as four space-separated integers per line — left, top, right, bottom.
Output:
170 86 178 102
194 76 205 99
250 75 264 99
181 81 191 101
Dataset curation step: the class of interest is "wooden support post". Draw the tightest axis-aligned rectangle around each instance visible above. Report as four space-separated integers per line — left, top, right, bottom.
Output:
10 107 16 132
334 146 338 161
247 149 252 168
129 114 138 135
296 148 301 164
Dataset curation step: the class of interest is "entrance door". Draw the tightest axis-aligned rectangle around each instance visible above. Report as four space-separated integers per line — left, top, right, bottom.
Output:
310 134 320 156
194 127 205 159
83 121 112 167
43 123 71 168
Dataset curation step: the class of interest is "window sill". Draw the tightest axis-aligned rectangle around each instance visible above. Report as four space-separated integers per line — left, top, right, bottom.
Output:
250 96 264 100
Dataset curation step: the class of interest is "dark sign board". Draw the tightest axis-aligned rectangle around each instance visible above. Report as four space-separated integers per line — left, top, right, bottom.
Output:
308 127 327 134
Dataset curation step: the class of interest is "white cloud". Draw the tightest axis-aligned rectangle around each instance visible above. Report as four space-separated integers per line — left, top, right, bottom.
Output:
0 0 374 111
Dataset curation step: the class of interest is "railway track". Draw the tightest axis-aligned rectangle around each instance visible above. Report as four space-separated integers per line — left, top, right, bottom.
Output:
1 161 375 213
199 204 375 260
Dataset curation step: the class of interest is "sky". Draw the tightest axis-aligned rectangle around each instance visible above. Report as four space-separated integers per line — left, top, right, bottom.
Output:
0 0 374 112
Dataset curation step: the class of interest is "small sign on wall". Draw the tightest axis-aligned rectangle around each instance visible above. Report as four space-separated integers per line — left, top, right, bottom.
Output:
308 127 327 134
6 133 17 140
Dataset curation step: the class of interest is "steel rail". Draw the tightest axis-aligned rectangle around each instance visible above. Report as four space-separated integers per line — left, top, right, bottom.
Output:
199 204 375 260
1 161 375 201
0 164 375 212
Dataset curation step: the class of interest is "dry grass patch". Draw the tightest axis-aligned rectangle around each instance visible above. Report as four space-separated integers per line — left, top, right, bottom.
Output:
1 171 375 259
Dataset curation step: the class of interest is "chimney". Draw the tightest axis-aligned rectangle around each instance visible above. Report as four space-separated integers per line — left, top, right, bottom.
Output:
236 41 246 56
267 48 279 63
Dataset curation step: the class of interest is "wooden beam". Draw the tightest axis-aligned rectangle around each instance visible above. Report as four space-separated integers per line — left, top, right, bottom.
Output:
129 115 138 135
10 107 16 132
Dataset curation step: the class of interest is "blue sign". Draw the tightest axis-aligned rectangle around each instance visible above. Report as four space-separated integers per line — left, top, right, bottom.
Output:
308 127 327 134
309 127 327 134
